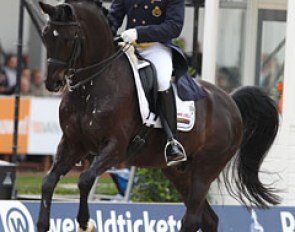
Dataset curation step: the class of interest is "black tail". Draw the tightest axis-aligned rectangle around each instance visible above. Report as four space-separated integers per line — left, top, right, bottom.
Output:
226 86 280 208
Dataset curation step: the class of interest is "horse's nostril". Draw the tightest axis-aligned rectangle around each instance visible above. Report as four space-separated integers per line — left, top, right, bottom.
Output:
56 80 64 87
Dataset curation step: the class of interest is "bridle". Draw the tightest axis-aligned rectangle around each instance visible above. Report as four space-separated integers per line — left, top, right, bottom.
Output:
46 18 129 91
47 20 82 73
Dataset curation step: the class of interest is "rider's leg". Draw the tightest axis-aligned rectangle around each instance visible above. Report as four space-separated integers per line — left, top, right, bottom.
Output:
158 87 186 165
139 43 186 166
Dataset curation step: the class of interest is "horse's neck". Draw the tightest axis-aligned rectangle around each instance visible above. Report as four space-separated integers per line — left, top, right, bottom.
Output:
83 16 115 66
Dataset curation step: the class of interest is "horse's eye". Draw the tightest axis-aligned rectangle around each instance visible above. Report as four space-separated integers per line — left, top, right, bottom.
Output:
53 30 59 37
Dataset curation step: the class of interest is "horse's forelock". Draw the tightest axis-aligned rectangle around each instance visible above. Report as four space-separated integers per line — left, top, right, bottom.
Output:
64 0 102 7
63 0 107 16
49 3 77 22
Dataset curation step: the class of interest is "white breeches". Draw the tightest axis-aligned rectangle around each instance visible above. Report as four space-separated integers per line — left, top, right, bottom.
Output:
138 43 173 91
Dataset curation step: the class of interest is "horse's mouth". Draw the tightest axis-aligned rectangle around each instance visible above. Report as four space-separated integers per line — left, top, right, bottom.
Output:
53 80 66 92
46 69 66 92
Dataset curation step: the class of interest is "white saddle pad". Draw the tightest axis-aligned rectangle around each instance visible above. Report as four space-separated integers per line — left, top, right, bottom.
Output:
124 50 195 132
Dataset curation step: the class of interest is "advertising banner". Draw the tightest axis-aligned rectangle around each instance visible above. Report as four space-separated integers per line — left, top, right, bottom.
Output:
0 96 61 155
27 97 61 154
0 97 30 154
0 201 295 232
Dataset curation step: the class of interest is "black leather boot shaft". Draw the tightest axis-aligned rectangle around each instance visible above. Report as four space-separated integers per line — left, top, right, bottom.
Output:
158 87 177 138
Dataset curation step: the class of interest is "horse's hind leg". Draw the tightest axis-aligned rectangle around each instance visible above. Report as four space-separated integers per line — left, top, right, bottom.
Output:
37 139 81 232
180 177 212 232
182 200 218 232
162 167 217 232
201 200 218 232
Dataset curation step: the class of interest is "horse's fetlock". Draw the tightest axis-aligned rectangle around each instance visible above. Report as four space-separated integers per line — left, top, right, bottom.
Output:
37 221 50 232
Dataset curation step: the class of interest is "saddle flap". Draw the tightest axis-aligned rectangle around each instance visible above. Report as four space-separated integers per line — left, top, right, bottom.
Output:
138 60 158 113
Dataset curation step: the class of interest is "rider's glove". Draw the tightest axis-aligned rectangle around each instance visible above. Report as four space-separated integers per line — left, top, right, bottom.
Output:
121 29 138 43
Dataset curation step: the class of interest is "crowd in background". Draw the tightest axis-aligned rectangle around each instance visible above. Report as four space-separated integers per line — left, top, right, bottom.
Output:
0 53 47 97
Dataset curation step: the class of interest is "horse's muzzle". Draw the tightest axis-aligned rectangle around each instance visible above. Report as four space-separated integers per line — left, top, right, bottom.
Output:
45 67 66 92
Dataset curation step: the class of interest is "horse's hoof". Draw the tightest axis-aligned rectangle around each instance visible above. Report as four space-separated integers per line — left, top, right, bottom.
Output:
77 220 96 232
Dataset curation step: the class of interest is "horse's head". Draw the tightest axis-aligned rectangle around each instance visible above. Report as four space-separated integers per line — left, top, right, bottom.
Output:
39 2 80 91
39 0 113 92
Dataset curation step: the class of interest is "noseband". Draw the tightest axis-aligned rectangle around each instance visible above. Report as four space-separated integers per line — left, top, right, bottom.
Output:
47 19 128 91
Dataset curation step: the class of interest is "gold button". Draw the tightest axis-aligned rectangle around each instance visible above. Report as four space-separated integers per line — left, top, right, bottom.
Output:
133 18 137 23
144 5 148 9
142 20 146 25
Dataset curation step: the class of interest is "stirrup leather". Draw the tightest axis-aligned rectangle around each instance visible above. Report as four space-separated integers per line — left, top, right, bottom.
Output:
164 139 187 166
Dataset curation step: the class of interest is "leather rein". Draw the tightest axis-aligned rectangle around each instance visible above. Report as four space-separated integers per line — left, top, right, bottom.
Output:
47 19 129 91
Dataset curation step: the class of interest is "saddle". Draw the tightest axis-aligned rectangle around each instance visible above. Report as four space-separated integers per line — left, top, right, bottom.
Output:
122 43 200 132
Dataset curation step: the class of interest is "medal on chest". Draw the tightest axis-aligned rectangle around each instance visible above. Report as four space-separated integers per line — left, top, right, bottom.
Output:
152 6 162 17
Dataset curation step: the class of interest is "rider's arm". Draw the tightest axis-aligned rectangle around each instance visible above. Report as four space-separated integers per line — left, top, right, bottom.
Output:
107 0 126 33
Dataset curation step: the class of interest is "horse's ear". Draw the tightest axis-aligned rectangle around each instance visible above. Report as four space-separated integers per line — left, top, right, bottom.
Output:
39 2 56 17
102 7 109 16
63 4 75 21
94 0 103 8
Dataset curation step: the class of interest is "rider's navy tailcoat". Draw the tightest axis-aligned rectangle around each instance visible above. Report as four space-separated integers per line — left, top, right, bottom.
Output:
108 0 185 43
108 0 188 77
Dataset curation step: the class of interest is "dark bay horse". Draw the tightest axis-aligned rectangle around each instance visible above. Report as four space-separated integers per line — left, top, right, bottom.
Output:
37 0 280 231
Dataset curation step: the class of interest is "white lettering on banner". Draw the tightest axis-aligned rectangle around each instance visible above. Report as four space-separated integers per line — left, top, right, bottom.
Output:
63 218 75 232
126 211 133 232
50 218 95 232
50 218 62 232
0 117 29 135
143 211 156 231
31 121 60 134
95 210 181 232
0 205 181 232
104 211 118 232
167 215 177 232
281 211 295 232
157 219 168 231
0 201 35 232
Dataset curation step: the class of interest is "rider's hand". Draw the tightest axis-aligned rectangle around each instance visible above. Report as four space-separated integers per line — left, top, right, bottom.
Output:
121 29 138 43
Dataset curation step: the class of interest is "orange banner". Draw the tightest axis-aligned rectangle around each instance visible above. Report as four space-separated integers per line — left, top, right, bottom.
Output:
0 97 30 154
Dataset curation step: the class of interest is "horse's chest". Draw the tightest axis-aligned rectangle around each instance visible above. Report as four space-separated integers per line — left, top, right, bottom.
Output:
60 97 114 139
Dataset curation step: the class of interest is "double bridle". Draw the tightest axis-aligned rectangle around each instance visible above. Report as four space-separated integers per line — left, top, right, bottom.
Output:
47 19 129 91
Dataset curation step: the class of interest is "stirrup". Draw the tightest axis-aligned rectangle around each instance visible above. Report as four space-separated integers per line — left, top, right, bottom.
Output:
164 139 187 166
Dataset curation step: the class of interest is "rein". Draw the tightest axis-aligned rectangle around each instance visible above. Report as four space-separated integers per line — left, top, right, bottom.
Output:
67 43 129 91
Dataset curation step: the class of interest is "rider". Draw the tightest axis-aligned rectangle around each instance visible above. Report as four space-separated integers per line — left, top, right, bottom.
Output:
108 0 187 166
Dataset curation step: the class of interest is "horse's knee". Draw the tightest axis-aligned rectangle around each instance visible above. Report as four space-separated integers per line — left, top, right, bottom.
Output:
41 174 57 194
78 170 96 192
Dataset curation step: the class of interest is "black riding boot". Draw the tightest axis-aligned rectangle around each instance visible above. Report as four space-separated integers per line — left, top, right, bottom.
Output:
158 87 186 166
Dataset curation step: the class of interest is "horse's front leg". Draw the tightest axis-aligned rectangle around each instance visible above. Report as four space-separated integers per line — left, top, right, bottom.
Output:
37 138 83 232
77 138 119 232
